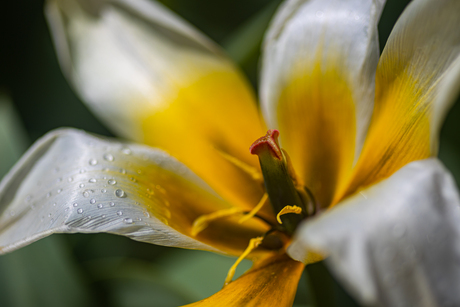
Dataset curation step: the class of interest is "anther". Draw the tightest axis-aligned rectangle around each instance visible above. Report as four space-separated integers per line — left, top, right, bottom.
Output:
276 205 303 224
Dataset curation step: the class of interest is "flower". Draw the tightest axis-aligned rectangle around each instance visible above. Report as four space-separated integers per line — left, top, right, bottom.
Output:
1 0 460 306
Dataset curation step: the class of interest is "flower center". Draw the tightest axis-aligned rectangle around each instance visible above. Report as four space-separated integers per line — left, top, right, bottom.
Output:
250 129 316 235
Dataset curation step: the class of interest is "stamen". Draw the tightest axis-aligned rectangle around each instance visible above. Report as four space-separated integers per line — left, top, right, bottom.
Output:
216 149 263 182
238 193 268 224
276 205 303 224
191 207 242 236
224 236 264 286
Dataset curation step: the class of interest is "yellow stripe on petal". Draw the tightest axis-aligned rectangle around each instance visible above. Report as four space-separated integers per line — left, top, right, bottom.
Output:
336 0 460 200
184 254 304 307
142 69 270 218
261 0 386 208
338 72 431 199
277 63 356 208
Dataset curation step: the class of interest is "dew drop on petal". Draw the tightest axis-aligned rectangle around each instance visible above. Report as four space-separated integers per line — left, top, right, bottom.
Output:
120 168 126 174
89 178 97 183
73 203 78 207
115 189 126 198
46 192 52 198
79 183 85 188
101 189 107 193
123 218 133 224
108 179 117 185
143 211 150 218
103 153 114 162
110 202 115 207
68 177 74 182
121 147 131 155
77 208 83 214
83 191 90 198
102 214 106 218
97 204 103 209
89 159 97 166
90 198 96 204
117 210 123 216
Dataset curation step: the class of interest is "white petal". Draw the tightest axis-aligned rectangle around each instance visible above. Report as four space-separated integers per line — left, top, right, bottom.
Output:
288 159 460 306
260 0 386 162
376 0 460 155
45 0 253 142
0 129 229 254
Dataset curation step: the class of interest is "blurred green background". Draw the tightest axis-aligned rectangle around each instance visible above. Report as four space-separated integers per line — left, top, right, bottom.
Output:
1 0 459 306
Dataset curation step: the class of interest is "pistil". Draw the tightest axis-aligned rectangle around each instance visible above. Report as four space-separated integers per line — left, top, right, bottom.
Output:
250 130 313 234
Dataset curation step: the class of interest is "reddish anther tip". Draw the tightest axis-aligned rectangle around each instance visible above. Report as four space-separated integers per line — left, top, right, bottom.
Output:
250 129 282 160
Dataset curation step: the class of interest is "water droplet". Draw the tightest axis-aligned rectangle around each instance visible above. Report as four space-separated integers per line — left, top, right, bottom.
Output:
102 214 106 218
115 189 126 198
89 178 97 183
110 202 115 207
89 159 97 166
101 189 107 193
80 169 86 174
68 177 74 182
130 177 136 182
48 213 52 217
103 153 114 162
46 192 52 198
137 217 142 222
121 147 131 155
108 179 117 185
57 177 63 182
73 203 78 207
143 211 150 218
90 198 96 204
97 204 103 209
123 218 133 224
117 210 123 216
77 208 83 214
53 203 57 207
88 215 92 219
79 183 85 188
83 191 90 197
57 188 62 194
120 168 126 174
